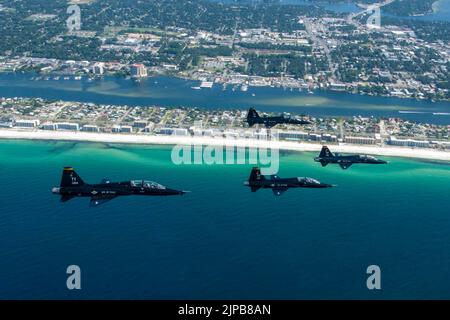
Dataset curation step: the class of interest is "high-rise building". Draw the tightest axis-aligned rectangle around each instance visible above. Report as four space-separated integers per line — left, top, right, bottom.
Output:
130 64 147 78
92 62 105 75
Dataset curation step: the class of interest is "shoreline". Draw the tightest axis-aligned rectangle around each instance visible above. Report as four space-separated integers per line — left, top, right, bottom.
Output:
0 129 449 162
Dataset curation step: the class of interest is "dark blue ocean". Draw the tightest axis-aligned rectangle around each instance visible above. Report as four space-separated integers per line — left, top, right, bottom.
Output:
1 141 450 299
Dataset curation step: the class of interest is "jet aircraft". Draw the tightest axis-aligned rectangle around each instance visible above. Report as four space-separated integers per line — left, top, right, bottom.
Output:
244 167 334 196
52 167 187 206
245 108 311 128
314 146 388 170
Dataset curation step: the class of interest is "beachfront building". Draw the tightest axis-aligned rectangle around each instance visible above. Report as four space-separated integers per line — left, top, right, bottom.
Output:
157 128 189 136
112 125 122 133
82 125 100 133
56 122 80 131
308 133 322 141
133 120 147 129
14 119 40 128
279 131 309 141
388 137 430 148
344 136 377 145
144 125 154 133
431 141 450 150
202 128 223 137
42 123 58 130
0 121 13 128
120 125 133 133
111 125 133 133
322 134 338 143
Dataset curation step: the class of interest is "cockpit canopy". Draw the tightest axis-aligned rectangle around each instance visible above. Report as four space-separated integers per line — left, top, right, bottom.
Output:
299 177 321 184
361 155 376 160
130 180 166 190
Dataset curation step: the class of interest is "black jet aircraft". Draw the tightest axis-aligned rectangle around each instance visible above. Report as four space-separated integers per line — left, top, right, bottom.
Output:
52 167 187 206
245 108 311 128
244 167 333 196
314 146 388 170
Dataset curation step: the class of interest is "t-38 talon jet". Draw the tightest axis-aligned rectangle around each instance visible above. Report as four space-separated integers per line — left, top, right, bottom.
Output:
244 167 334 196
314 146 388 170
245 108 311 128
52 167 187 206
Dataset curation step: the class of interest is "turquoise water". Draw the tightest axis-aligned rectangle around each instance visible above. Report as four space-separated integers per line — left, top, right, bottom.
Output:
0 140 450 299
1 73 450 124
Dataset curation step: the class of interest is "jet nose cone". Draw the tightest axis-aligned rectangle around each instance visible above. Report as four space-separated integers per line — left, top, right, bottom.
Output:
322 183 335 188
167 188 189 195
52 187 61 194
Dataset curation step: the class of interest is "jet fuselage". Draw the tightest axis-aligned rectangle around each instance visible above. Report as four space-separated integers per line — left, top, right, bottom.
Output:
248 116 311 128
52 167 186 206
315 146 388 169
52 181 185 198
246 108 311 128
244 167 333 196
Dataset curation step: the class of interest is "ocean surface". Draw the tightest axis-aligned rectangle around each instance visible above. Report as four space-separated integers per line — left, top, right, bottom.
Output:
1 73 450 125
1 140 450 299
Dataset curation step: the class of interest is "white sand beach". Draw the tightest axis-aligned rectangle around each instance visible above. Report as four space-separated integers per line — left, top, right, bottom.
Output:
0 129 449 161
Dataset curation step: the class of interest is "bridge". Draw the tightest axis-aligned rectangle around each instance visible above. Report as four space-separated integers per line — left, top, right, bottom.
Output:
348 0 397 23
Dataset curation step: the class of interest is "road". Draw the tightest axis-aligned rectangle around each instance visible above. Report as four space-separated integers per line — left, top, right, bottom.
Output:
303 18 339 82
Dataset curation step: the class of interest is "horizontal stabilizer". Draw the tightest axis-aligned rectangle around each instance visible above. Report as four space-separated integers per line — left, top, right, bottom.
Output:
272 188 288 196
251 186 261 192
90 194 117 207
60 195 75 203
339 163 352 170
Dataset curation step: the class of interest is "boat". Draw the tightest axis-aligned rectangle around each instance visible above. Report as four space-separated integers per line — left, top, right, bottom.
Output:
398 111 427 114
200 81 214 89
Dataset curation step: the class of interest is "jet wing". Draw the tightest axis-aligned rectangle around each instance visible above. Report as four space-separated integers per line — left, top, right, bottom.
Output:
60 195 75 203
320 161 329 167
339 162 353 170
90 194 118 207
250 186 261 192
264 121 277 128
272 187 288 196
